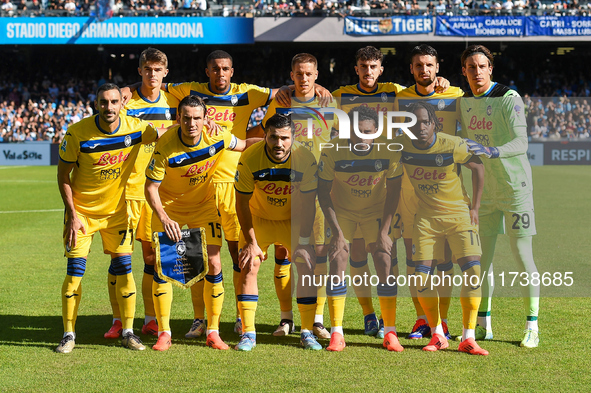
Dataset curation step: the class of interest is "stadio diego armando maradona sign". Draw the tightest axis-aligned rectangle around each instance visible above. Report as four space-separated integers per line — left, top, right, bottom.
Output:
0 17 254 44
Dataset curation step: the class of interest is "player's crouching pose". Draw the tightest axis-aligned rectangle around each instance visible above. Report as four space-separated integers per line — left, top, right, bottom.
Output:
234 113 321 351
318 106 404 352
144 95 257 351
56 83 160 353
396 101 488 355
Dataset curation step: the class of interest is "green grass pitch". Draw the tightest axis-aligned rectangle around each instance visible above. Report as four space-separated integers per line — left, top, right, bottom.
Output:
0 165 589 392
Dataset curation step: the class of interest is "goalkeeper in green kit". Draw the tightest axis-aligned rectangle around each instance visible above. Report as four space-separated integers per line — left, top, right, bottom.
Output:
459 45 539 348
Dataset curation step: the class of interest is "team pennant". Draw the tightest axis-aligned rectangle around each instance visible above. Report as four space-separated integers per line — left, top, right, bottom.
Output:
154 228 208 289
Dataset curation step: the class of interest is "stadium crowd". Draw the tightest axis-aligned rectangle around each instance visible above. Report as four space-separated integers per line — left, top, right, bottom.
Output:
1 66 590 143
2 0 590 17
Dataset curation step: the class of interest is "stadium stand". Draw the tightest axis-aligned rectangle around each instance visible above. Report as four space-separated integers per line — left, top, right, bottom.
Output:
1 0 590 17
0 41 590 143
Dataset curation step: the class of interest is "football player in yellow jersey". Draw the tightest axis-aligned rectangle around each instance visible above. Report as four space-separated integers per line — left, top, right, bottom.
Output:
395 44 464 341
234 113 321 351
104 48 180 340
330 46 453 338
250 53 336 338
56 83 160 354
144 50 330 337
394 101 488 355
331 46 405 337
319 105 404 352
145 95 258 351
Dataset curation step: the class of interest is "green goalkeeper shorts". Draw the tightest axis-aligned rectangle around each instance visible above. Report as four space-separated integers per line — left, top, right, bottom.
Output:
478 193 536 238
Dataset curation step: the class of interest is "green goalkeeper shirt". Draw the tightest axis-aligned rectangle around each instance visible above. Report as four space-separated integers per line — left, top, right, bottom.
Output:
460 82 533 201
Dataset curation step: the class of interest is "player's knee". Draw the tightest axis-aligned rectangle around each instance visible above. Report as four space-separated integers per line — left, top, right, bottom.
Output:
110 255 132 276
143 263 155 276
67 257 87 277
437 260 454 273
205 272 223 284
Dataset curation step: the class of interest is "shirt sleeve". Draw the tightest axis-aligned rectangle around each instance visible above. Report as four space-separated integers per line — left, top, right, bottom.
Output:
498 91 528 158
145 143 167 183
59 127 79 163
454 137 473 164
234 158 254 194
165 82 193 101
245 83 272 107
261 100 279 129
318 149 335 182
300 156 318 193
221 130 237 150
141 122 159 144
386 151 403 179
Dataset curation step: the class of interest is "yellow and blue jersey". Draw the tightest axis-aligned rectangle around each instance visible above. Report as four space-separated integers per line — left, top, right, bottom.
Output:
262 96 338 162
165 82 271 183
125 90 180 200
235 141 317 221
146 125 236 212
332 82 405 118
396 85 464 191
397 133 473 218
318 140 402 219
59 114 158 218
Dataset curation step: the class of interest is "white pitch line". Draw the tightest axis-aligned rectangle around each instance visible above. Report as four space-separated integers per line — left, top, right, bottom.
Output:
0 209 62 214
0 166 27 169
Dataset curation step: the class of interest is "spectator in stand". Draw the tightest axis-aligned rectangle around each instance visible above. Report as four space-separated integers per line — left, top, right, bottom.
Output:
65 0 76 13
479 0 491 13
435 0 446 13
195 0 206 12
513 0 525 11
501 0 513 12
426 0 435 13
1 0 15 14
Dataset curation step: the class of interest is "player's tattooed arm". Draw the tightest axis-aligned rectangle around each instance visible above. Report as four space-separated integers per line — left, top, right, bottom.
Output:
463 156 484 226
318 179 348 261
236 191 265 269
145 179 182 242
434 76 450 93
57 160 86 249
375 176 402 255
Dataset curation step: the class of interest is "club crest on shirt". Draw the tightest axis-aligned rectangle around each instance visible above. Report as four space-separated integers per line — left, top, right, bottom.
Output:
437 99 446 111
375 160 383 172
209 146 216 156
124 135 132 147
487 105 492 116
231 95 238 106
435 154 444 167
381 92 388 103
165 109 172 121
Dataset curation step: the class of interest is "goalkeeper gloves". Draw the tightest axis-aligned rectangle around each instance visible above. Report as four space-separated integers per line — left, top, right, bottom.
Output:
465 139 500 159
